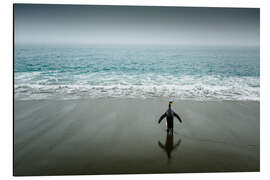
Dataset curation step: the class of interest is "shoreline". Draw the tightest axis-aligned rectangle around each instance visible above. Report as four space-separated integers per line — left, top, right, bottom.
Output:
14 97 260 102
14 98 260 175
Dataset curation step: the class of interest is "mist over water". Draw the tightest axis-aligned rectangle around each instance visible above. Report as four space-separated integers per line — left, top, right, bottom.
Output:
14 5 260 100
14 46 260 101
14 5 260 47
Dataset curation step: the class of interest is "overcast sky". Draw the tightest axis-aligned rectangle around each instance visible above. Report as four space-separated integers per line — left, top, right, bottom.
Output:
14 4 260 47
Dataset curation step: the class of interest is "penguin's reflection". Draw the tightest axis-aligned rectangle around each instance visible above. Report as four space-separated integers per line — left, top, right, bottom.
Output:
158 132 181 162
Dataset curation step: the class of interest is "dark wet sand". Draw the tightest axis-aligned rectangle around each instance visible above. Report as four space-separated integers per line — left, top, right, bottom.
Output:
14 99 260 176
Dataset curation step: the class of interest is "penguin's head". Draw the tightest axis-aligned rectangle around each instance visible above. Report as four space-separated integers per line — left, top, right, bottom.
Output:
169 101 173 107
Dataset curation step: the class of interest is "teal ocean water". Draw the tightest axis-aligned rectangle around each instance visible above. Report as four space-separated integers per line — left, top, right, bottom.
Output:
14 46 260 100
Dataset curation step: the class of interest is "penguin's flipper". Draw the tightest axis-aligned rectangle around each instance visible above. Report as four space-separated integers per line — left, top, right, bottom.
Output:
173 112 182 123
158 113 167 123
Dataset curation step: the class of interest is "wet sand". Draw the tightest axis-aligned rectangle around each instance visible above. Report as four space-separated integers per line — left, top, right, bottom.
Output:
14 99 260 176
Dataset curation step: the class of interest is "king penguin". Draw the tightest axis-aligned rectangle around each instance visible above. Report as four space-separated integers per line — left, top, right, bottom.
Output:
158 101 182 132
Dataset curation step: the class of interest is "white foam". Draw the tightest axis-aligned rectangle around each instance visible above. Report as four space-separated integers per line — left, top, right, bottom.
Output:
14 75 260 101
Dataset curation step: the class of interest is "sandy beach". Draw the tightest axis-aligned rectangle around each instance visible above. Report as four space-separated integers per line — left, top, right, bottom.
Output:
14 99 260 176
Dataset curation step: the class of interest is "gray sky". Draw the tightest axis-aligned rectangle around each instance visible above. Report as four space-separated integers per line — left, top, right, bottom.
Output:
14 4 260 47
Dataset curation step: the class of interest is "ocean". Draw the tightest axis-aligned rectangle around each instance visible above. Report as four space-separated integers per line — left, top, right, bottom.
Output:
14 45 260 101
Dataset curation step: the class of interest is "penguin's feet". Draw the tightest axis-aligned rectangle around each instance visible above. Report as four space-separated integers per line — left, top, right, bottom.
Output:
167 128 173 134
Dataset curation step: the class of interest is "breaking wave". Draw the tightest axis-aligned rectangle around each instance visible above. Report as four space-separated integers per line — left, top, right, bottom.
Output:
14 73 259 101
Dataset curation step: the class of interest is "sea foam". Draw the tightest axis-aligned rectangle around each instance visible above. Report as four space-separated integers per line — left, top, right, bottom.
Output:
14 73 259 101
14 47 260 101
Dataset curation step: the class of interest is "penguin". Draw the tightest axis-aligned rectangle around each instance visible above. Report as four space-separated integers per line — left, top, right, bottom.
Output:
158 101 182 132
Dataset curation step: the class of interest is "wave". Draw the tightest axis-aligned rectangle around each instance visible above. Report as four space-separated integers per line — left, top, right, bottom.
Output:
14 74 259 101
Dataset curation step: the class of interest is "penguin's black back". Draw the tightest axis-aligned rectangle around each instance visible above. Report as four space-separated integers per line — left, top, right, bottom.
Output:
166 108 174 129
166 108 174 118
